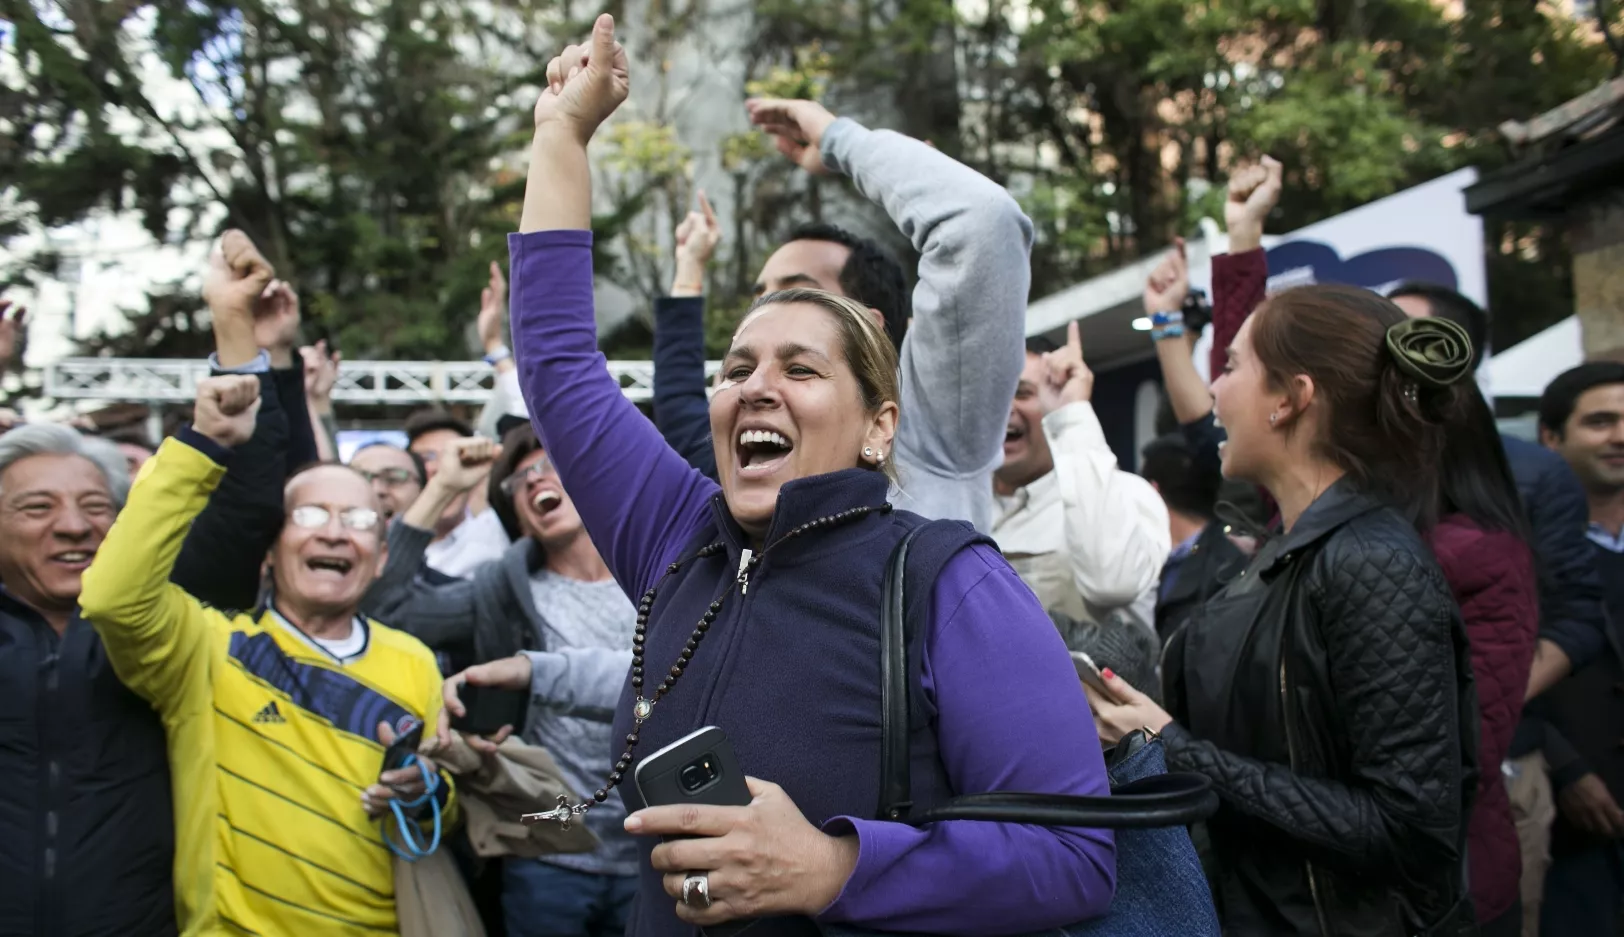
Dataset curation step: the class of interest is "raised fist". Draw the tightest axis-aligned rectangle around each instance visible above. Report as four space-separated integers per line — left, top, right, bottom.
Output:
193 375 262 449
202 231 276 325
431 436 502 495
745 99 839 175
1143 238 1190 317
1225 156 1283 251
534 13 630 144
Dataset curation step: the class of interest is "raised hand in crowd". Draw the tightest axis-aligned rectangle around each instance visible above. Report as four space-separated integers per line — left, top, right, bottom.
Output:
301 339 342 462
0 298 27 367
201 230 277 368
1143 238 1190 319
192 375 262 449
476 261 514 373
254 279 301 368
301 340 341 411
671 190 720 297
524 14 629 233
535 14 629 141
402 435 502 530
1224 155 1283 254
745 98 838 175
439 656 528 753
1037 321 1093 414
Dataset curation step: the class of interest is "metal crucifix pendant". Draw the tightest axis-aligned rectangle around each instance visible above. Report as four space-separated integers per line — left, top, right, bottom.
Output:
520 794 586 830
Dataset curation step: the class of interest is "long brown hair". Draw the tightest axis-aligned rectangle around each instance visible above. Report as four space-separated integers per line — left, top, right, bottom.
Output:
1248 284 1463 528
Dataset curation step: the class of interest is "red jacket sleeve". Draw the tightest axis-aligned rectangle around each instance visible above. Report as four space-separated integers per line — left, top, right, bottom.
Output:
1208 248 1268 378
1429 519 1539 777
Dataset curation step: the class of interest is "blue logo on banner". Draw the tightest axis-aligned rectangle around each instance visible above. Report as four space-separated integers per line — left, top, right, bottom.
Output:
1265 240 1457 296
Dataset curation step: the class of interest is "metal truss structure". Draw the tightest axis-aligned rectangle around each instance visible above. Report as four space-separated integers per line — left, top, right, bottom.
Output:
44 357 722 405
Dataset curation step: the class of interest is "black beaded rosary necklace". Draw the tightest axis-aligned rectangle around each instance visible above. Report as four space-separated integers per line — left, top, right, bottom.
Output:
523 501 893 829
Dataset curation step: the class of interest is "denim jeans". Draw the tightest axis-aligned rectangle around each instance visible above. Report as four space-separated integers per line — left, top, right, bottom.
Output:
503 859 638 937
1540 844 1624 937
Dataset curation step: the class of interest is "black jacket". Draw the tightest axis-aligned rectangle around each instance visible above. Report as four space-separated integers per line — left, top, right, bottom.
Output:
1161 479 1477 936
1155 518 1245 643
1503 435 1606 669
1543 543 1624 855
0 367 314 937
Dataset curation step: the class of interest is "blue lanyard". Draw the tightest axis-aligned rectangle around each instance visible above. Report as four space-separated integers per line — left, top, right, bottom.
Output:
382 755 443 862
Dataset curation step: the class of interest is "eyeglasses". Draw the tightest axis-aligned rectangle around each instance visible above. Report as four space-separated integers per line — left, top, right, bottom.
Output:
499 457 555 498
289 505 381 532
356 467 419 488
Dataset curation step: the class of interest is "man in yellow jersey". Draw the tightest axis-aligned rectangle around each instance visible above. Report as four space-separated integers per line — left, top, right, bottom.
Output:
81 372 454 936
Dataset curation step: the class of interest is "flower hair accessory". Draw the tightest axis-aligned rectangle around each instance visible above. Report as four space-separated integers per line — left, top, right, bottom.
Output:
1384 317 1473 389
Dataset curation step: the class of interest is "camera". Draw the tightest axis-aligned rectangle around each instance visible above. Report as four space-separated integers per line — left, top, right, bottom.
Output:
678 753 721 793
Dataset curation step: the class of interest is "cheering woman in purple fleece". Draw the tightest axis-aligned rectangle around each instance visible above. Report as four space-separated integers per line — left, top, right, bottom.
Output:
505 16 1115 936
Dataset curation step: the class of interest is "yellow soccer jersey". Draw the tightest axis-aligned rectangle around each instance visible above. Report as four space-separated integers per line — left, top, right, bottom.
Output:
81 438 454 936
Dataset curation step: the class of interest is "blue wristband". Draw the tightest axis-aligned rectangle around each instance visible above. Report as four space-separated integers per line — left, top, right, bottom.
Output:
1152 324 1187 341
1151 310 1184 327
482 346 512 366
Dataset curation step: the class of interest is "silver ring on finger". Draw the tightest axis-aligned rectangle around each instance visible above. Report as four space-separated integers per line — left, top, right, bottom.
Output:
681 872 712 909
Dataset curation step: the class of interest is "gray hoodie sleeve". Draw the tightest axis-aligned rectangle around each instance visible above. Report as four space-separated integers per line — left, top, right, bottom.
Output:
821 119 1033 532
361 521 478 649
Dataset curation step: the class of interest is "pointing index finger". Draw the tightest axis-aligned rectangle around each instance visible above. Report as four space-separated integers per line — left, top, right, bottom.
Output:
1067 320 1082 357
698 189 718 228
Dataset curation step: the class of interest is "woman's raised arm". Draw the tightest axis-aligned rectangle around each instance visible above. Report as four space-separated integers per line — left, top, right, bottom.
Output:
510 15 718 597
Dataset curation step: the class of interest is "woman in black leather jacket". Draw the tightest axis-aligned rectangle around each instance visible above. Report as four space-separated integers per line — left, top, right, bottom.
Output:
1087 285 1479 936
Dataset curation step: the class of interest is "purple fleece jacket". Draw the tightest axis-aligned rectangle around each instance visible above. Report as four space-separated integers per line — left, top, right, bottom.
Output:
509 228 1114 934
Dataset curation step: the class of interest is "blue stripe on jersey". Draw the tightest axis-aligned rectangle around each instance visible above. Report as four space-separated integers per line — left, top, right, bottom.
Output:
227 631 409 742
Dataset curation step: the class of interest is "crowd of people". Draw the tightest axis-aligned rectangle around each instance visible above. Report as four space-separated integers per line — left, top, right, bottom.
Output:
4 13 1623 937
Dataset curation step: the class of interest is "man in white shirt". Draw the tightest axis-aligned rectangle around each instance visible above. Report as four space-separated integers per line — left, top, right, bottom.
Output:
992 323 1170 632
403 409 510 579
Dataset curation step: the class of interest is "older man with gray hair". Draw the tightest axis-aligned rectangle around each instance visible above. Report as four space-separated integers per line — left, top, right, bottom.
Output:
0 422 180 937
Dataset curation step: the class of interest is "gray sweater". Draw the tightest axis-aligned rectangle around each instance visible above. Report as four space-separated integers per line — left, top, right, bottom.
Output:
821 118 1034 532
362 522 637 876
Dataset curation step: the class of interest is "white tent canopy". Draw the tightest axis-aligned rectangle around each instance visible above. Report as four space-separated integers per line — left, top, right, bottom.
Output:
1485 316 1581 398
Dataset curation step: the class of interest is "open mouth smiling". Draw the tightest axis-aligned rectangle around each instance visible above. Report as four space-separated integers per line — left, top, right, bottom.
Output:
736 428 794 479
305 557 354 578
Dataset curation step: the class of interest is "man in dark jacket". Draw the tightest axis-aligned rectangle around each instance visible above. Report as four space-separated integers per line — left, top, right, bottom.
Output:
1139 432 1245 642
0 240 319 937
1538 362 1624 936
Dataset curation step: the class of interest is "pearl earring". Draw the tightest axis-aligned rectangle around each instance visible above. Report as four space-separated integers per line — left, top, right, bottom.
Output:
1269 413 1278 425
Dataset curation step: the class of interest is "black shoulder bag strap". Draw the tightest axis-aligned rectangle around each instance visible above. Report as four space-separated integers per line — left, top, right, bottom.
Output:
878 521 1219 829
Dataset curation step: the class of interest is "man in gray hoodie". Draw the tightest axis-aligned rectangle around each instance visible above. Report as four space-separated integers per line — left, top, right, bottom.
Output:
651 99 1032 532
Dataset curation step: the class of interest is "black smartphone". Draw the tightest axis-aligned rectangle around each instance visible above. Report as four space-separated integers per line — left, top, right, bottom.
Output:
451 683 528 737
381 715 424 773
634 727 818 937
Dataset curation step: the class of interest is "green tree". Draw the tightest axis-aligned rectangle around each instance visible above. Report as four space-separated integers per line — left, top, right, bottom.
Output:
1 0 571 359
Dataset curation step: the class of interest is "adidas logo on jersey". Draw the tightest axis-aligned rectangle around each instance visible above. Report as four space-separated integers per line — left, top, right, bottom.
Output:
252 701 287 724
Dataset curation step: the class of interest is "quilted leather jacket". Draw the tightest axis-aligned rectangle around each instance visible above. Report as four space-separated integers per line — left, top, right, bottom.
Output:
1160 479 1478 936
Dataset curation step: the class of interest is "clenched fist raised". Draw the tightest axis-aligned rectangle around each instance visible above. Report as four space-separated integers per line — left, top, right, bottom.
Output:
193 375 262 449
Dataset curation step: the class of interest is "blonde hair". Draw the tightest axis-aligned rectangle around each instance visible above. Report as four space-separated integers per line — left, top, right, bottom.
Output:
738 288 901 483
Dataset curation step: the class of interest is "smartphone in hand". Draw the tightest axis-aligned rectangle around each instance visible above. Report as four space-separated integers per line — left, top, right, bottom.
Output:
1072 651 1124 705
633 727 817 937
381 715 425 773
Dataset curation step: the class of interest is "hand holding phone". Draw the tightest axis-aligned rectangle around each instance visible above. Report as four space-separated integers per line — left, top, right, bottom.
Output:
1072 651 1124 705
381 715 425 773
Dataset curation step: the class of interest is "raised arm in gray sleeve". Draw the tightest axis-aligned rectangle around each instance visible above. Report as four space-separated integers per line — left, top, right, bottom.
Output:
821 119 1032 531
